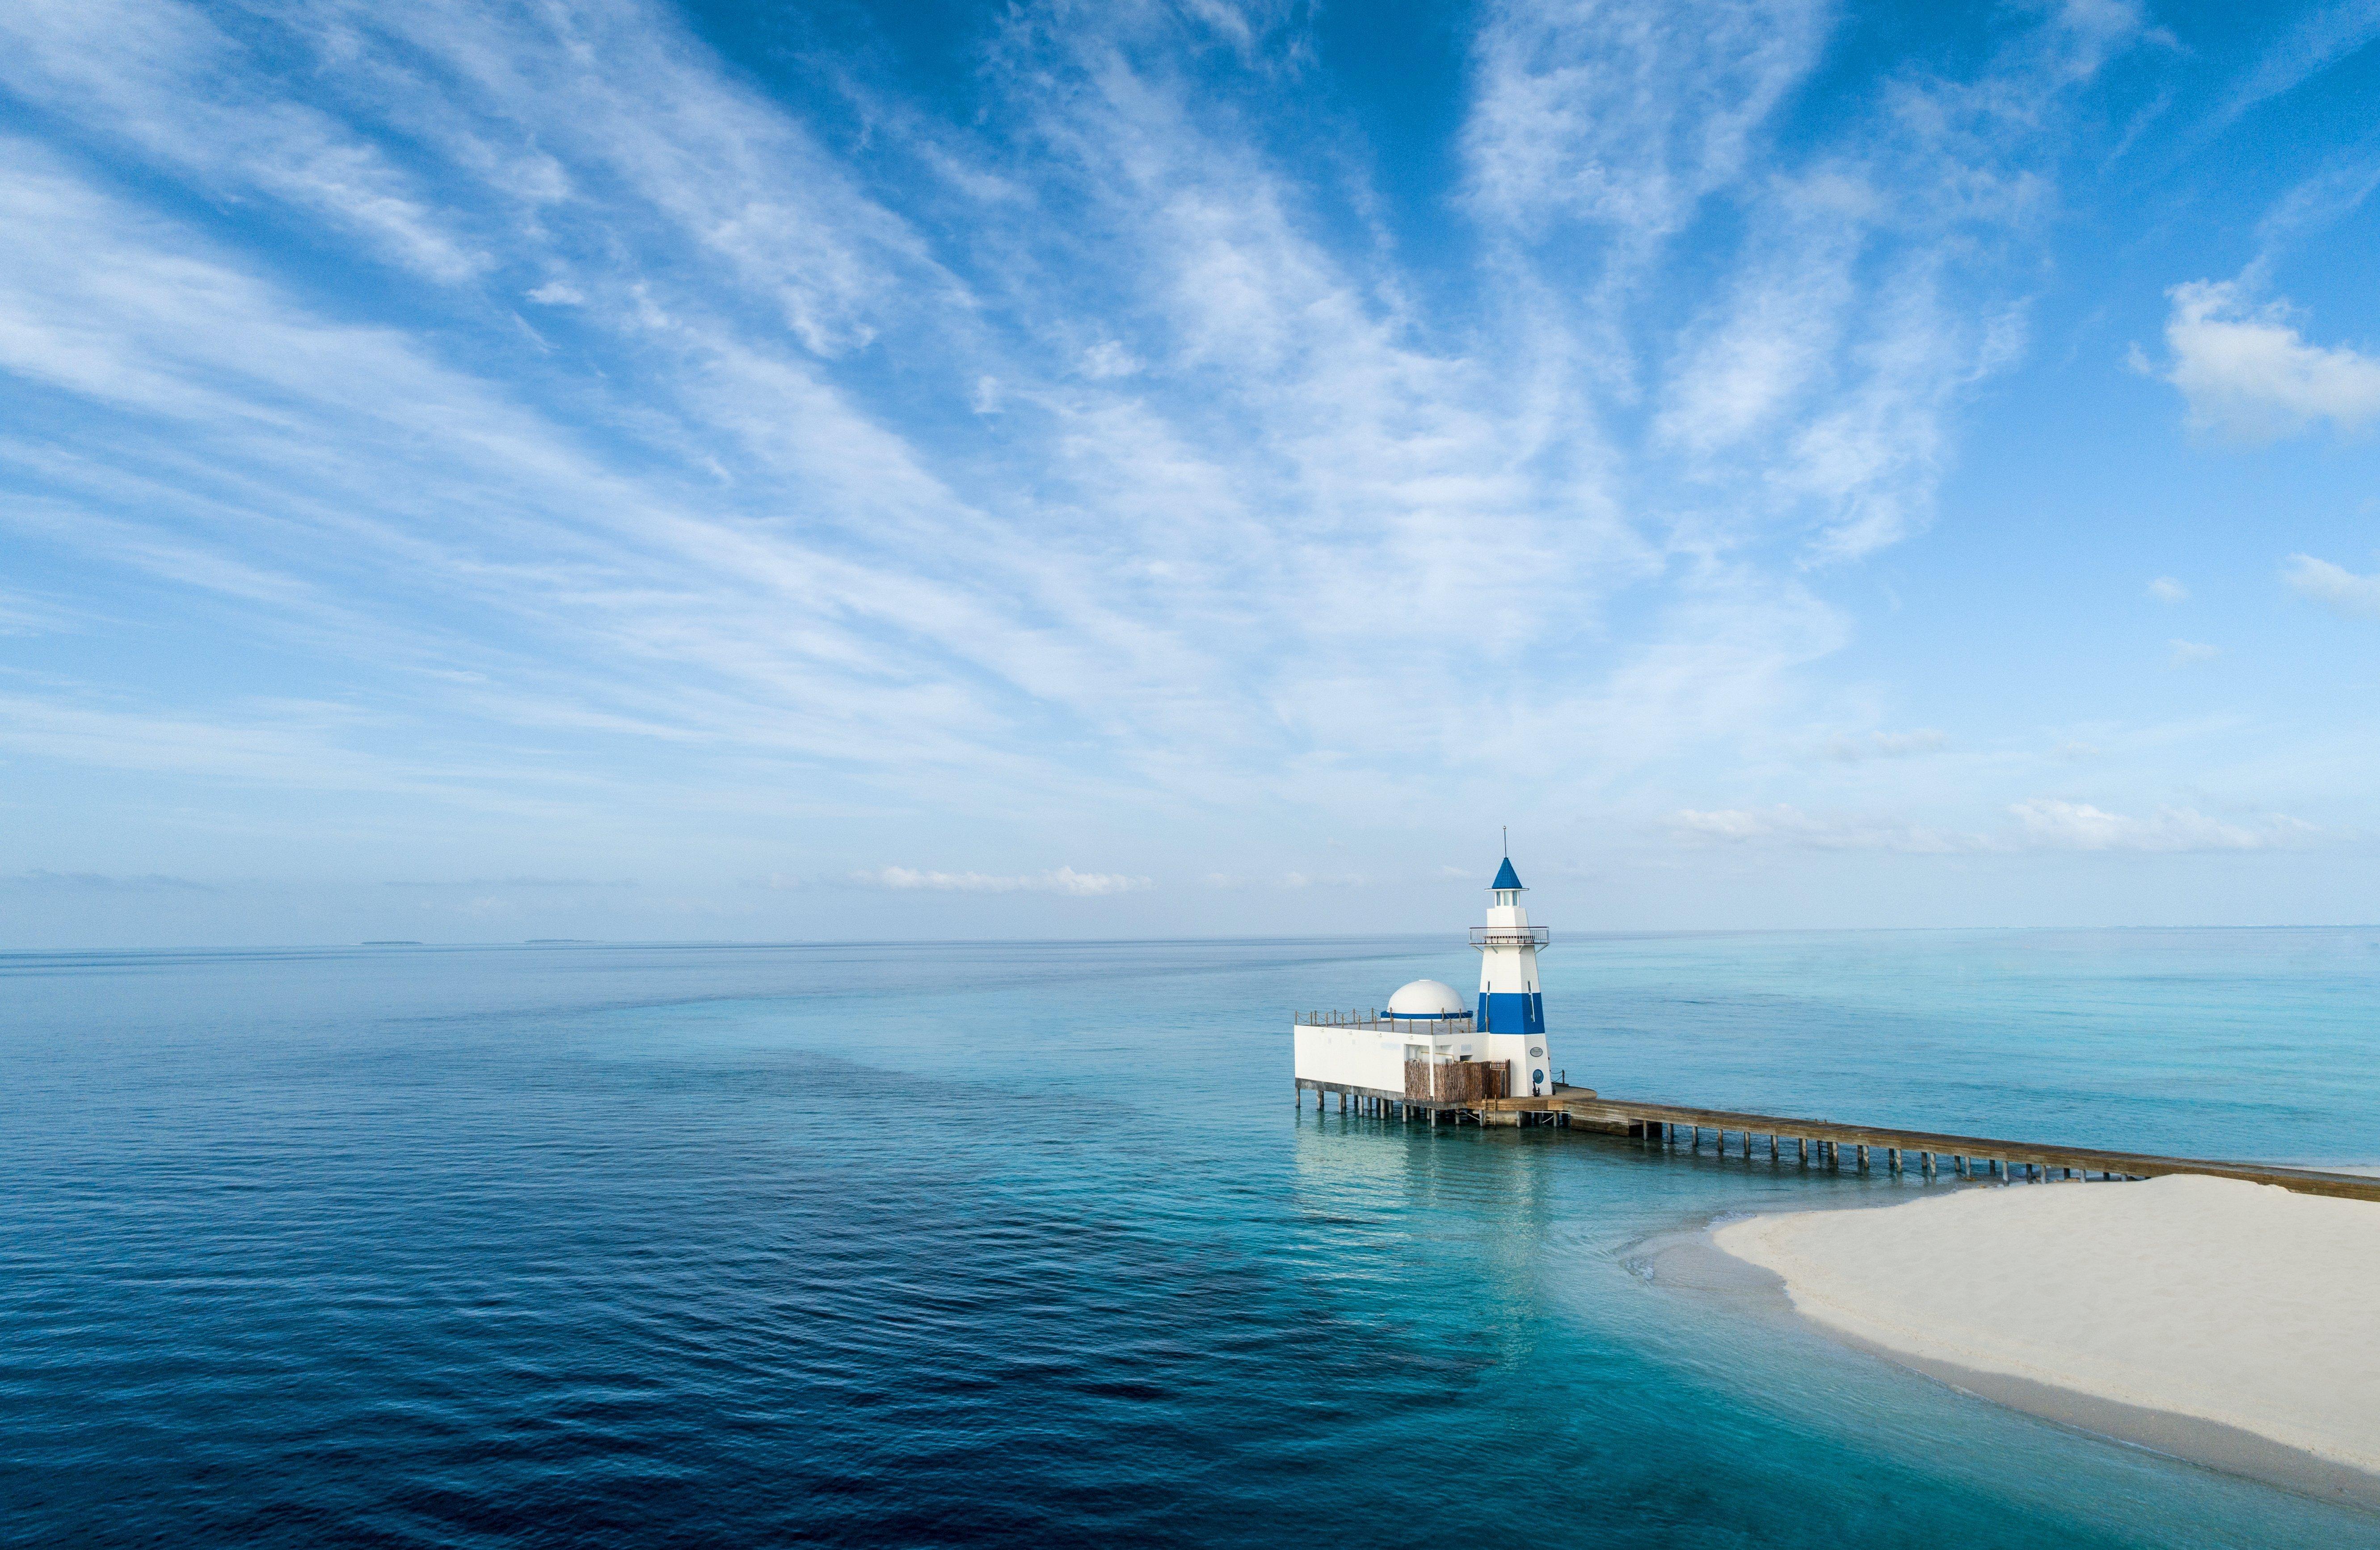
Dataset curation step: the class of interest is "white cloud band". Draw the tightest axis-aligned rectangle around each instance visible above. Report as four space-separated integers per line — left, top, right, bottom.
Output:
855 865 1152 896
1671 799 2319 854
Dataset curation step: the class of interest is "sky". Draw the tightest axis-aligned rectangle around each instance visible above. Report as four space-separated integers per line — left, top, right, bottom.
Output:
3 0 2379 947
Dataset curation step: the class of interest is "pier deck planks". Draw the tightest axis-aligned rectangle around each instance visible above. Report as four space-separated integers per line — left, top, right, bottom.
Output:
1512 1090 2380 1203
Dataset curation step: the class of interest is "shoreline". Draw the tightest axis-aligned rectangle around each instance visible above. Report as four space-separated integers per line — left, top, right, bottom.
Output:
1675 1177 2380 1509
1844 1333 2380 1510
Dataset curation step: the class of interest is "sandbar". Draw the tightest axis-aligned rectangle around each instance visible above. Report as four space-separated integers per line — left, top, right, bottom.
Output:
1711 1175 2380 1488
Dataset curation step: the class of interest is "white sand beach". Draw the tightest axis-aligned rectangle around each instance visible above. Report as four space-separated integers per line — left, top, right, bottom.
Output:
1713 1176 2380 1479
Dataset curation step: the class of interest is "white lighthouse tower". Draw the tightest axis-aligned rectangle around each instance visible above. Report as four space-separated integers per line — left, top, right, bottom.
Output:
1474 853 1553 1096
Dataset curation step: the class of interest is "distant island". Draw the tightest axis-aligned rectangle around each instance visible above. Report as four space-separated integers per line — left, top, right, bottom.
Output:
360 940 424 946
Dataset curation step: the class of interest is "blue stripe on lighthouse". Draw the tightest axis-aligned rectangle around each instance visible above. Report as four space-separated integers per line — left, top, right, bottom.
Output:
1477 991 1542 1035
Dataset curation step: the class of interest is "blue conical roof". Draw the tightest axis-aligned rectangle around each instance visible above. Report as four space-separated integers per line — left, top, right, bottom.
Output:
1491 857 1524 891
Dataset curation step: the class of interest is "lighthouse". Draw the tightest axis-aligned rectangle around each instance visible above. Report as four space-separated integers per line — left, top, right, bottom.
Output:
1289 850 1559 1117
1473 854 1553 1097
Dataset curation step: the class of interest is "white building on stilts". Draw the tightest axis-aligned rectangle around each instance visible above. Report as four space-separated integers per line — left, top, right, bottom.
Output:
1290 853 1562 1124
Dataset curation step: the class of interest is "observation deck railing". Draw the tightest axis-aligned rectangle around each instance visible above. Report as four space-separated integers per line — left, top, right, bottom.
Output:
1469 926 1549 949
1294 1009 1472 1033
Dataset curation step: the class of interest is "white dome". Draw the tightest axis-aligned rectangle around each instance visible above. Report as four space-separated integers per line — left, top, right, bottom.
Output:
1386 978 1465 1017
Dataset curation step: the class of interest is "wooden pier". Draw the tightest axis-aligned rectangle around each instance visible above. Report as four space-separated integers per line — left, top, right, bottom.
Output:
1294 1079 2380 1204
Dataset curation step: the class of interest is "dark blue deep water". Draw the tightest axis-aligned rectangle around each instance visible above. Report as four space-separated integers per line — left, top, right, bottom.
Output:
5 929 2378 1547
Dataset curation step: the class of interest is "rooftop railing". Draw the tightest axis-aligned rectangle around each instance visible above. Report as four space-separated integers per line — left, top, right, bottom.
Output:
1294 1009 1473 1031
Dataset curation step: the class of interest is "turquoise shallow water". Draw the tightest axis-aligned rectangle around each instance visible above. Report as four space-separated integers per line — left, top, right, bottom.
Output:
3 928 2377 1546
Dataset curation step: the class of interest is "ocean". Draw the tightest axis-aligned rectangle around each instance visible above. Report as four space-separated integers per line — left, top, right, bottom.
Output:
4 928 2377 1547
